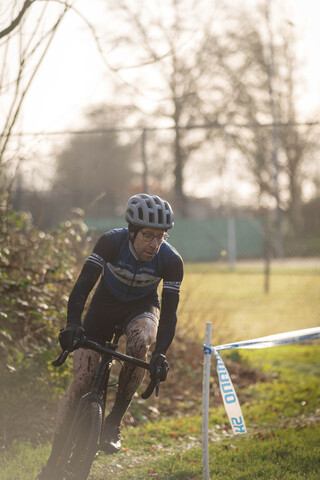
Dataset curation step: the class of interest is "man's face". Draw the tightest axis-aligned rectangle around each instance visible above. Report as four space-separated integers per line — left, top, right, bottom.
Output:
130 227 168 262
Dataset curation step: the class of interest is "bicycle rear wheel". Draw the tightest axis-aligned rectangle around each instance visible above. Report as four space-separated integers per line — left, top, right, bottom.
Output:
55 400 103 480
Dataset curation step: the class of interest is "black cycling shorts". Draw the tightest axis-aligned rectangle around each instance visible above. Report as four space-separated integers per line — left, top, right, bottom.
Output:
83 280 160 344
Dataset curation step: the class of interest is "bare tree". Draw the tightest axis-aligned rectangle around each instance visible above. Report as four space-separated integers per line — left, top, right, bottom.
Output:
100 0 228 215
217 1 315 237
53 106 139 217
0 1 70 191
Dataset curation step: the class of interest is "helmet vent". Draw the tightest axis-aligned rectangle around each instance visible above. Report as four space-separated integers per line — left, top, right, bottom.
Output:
158 209 163 224
138 207 144 220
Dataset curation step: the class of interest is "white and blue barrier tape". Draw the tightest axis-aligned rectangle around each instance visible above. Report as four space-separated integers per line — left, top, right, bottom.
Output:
203 326 320 436
213 348 247 434
206 326 320 353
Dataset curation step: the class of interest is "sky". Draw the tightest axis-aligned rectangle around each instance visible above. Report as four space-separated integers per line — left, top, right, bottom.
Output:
1 0 320 191
4 0 320 134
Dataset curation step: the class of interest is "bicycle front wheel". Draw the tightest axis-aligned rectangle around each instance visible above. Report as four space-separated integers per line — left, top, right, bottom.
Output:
56 400 103 480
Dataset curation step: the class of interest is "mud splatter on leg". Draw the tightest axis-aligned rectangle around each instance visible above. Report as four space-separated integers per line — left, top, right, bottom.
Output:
55 348 100 431
119 317 157 399
45 348 100 466
106 317 157 425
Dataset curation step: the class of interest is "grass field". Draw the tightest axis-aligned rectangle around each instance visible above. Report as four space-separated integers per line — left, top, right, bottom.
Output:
180 262 320 343
1 263 319 479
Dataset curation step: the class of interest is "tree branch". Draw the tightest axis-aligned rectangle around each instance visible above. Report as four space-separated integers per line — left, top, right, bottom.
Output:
0 5 69 161
0 0 34 39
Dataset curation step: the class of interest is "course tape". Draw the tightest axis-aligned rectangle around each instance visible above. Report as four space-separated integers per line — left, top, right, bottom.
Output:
210 326 320 352
204 327 320 436
212 348 247 435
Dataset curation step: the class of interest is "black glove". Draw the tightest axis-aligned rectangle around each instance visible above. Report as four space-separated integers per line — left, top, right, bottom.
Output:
149 352 169 382
59 325 85 351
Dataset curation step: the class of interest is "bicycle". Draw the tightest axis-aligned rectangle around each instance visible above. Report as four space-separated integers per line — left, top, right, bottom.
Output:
49 327 165 480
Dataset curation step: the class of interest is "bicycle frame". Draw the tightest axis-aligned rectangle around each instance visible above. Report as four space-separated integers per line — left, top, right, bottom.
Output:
51 332 154 480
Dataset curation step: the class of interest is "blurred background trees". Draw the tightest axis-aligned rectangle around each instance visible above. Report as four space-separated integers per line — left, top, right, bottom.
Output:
0 0 319 248
53 107 138 218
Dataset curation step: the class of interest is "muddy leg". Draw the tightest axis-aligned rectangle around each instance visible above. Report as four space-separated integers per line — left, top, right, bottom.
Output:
46 349 100 466
107 316 157 424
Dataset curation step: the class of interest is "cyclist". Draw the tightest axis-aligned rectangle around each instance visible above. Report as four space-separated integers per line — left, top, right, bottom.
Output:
36 193 184 479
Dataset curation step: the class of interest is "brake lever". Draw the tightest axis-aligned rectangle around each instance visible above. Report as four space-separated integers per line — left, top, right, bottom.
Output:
141 376 161 399
52 349 70 367
155 377 160 397
52 333 86 367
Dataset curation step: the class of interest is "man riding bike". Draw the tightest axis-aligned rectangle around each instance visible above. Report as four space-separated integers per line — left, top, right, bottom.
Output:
36 193 184 480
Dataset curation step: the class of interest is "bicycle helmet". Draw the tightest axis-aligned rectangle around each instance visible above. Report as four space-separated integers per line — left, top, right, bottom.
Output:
125 193 174 229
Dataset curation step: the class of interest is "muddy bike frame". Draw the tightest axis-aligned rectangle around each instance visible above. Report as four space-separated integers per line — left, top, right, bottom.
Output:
50 328 160 480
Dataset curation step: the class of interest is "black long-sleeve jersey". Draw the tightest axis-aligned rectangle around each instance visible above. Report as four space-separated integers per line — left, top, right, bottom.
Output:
67 228 183 354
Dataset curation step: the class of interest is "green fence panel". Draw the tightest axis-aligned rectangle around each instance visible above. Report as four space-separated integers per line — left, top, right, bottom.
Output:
85 217 127 231
84 216 263 261
167 218 227 261
234 217 264 258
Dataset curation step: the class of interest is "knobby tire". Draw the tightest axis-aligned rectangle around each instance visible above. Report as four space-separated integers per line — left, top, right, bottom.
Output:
54 401 103 480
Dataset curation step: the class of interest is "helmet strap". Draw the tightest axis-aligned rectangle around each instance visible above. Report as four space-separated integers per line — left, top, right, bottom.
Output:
128 223 140 241
128 225 141 260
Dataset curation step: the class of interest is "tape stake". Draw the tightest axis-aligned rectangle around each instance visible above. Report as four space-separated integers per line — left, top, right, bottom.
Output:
213 348 247 435
202 323 212 480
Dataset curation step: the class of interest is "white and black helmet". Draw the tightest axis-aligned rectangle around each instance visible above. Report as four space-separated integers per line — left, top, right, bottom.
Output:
125 193 174 229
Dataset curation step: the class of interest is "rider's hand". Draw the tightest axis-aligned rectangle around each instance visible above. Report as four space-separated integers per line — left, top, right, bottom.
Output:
149 352 169 382
59 325 85 351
